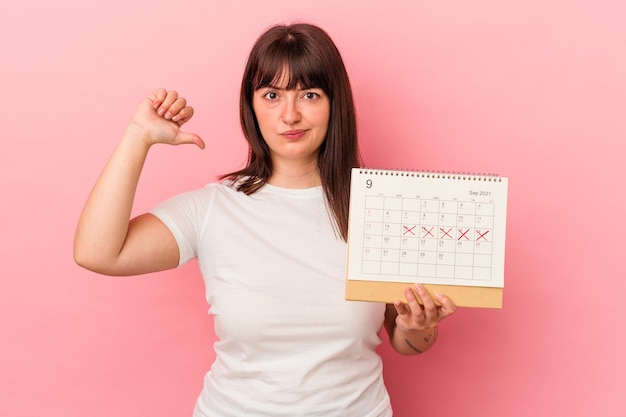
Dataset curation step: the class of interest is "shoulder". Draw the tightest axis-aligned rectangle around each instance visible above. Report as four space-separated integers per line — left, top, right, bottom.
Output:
151 181 237 215
182 180 240 199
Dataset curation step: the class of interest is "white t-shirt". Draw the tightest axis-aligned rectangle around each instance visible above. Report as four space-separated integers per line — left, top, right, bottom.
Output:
151 182 392 417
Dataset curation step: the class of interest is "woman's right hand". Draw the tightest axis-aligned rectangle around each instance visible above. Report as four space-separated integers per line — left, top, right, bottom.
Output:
129 88 205 149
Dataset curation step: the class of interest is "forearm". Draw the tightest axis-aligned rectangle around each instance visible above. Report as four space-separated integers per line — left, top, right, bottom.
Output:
390 324 439 355
73 125 151 270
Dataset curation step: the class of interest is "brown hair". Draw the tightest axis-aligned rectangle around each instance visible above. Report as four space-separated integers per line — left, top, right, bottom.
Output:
221 23 360 241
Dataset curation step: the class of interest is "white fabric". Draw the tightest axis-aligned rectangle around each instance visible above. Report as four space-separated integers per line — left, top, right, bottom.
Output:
151 182 392 417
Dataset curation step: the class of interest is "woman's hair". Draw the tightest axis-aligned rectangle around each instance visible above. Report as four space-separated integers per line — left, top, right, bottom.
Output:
221 23 360 241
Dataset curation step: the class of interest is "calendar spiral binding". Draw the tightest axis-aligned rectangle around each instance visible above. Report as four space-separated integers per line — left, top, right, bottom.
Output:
357 167 503 182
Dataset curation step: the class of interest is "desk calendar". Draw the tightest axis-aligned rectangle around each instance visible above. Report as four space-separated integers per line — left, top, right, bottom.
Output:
345 168 508 308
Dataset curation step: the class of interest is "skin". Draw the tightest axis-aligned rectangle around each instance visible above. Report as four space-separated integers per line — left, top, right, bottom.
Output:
252 80 330 189
385 284 456 355
73 89 202 276
74 86 456 356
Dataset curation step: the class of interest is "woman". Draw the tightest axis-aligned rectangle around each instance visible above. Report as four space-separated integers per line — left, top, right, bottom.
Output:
74 23 456 417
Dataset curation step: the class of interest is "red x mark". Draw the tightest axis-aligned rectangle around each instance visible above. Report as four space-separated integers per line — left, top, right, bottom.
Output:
458 229 470 240
422 226 434 238
403 225 416 235
476 230 490 241
440 228 452 239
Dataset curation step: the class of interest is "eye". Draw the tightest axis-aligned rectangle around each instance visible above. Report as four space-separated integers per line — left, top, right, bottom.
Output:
264 91 279 100
303 90 323 100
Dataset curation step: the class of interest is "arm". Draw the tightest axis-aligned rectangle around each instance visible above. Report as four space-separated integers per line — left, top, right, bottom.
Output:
73 89 205 276
384 284 456 355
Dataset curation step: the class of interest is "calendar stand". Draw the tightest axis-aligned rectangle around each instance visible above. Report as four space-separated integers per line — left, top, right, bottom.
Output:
345 280 503 308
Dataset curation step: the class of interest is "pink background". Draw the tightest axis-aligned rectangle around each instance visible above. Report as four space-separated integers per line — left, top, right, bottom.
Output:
2 1 625 416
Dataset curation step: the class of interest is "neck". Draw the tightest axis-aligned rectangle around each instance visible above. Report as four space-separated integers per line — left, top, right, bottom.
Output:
268 158 321 189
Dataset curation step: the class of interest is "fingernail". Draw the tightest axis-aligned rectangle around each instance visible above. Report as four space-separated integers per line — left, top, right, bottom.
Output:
164 112 172 119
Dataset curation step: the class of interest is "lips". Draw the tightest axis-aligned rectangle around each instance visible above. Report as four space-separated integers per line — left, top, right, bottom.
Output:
281 130 306 140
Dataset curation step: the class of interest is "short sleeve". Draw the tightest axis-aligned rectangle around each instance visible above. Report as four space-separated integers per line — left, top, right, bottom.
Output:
149 185 214 266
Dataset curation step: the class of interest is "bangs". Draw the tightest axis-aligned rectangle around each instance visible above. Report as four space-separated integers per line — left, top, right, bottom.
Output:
251 43 330 92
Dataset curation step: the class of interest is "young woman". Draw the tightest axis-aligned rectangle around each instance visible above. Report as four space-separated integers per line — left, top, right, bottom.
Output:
74 23 456 417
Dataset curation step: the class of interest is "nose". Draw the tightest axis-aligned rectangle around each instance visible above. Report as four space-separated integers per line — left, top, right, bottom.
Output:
281 96 301 125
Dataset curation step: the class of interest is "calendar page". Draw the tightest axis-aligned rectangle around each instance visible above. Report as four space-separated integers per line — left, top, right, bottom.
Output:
346 168 508 290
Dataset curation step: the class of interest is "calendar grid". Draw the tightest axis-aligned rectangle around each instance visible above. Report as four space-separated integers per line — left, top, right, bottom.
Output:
360 196 495 282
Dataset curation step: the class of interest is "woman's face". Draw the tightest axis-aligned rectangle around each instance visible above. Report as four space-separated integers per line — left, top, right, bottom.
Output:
252 76 330 168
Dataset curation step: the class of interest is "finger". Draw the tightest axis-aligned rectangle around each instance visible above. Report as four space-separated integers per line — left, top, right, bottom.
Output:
415 284 437 318
403 287 423 318
147 88 168 109
175 131 205 149
435 293 457 318
157 90 179 116
393 300 409 316
163 97 187 120
172 104 194 124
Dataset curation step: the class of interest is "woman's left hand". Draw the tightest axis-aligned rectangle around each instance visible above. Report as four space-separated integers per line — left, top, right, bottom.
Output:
393 284 456 332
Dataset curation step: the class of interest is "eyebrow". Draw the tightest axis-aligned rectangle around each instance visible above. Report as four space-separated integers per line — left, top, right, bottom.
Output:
265 84 286 90
265 84 320 91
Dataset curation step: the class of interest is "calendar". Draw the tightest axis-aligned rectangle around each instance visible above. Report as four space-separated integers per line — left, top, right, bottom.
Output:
345 168 508 308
